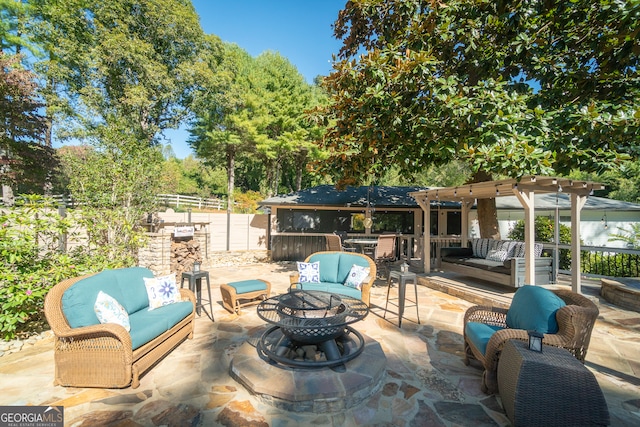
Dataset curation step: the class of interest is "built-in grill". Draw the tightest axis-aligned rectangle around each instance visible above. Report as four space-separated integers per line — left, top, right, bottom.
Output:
256 289 369 371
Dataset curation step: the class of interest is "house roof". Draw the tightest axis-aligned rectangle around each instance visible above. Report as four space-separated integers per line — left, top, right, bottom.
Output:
497 193 640 211
260 184 640 212
261 185 460 208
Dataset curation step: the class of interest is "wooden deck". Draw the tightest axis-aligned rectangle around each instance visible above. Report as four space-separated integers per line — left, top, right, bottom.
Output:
417 270 603 310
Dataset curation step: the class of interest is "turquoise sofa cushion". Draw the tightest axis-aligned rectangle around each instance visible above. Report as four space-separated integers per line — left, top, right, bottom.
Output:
308 253 341 283
128 301 192 350
506 285 566 334
228 279 268 293
465 322 505 355
114 267 155 314
337 253 371 284
62 267 154 328
295 282 362 300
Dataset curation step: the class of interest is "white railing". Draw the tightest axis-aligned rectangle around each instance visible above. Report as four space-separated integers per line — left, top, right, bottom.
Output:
47 194 228 210
155 194 226 210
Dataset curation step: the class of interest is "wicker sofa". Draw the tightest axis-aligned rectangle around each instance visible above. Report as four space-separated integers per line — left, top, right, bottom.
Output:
289 251 376 306
44 267 196 389
463 286 599 394
441 238 553 287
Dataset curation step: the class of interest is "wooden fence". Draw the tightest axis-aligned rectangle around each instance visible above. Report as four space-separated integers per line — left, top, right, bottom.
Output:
50 194 228 210
156 194 227 210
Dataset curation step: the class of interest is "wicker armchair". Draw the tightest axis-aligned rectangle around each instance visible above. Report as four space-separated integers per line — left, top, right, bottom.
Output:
463 288 599 394
290 251 376 306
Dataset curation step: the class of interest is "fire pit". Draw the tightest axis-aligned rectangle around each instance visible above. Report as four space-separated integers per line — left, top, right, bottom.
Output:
256 289 369 371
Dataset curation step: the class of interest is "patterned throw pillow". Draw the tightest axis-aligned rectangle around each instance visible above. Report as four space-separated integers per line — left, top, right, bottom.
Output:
296 261 320 283
144 274 181 310
343 264 370 290
94 291 130 331
485 249 509 262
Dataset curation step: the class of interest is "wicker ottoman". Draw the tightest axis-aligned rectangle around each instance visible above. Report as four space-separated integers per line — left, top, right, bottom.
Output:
497 339 609 426
220 279 271 314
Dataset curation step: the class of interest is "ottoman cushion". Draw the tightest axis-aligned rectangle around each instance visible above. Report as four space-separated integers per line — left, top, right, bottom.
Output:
228 279 268 293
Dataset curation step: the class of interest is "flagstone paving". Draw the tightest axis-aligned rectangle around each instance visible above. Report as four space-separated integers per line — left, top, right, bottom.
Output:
1 262 639 426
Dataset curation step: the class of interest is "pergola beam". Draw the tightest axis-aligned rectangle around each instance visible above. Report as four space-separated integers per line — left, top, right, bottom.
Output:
409 175 604 292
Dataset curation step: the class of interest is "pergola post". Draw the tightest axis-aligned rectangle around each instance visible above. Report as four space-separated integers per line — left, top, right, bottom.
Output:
415 197 431 274
461 200 473 248
515 189 535 285
571 193 588 293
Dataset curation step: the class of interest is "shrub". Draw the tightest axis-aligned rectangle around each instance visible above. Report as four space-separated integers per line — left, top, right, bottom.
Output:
507 216 573 269
0 196 133 340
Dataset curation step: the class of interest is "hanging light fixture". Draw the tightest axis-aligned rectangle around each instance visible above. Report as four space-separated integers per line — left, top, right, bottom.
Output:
601 211 608 229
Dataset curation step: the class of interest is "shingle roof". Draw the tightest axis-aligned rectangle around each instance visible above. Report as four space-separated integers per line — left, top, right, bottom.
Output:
260 185 444 208
261 185 640 212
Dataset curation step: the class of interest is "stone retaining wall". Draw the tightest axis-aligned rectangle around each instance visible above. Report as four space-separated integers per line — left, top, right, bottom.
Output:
601 278 640 313
138 231 271 276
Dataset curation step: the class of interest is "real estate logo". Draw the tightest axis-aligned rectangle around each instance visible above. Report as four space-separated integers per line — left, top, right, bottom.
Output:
0 406 63 427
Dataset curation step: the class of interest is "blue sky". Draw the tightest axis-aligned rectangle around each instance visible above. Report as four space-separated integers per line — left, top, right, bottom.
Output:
162 0 346 158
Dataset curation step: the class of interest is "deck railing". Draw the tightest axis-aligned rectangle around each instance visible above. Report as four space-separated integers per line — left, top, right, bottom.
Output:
543 243 640 279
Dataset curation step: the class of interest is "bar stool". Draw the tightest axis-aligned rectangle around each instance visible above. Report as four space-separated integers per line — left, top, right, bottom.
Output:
384 270 420 327
181 270 214 321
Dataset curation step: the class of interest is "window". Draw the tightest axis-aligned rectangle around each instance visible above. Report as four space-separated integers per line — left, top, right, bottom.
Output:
276 209 415 233
277 209 361 233
371 211 414 234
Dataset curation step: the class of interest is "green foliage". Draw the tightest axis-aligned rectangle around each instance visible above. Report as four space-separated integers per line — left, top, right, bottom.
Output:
581 251 640 278
190 43 326 199
0 195 126 341
0 52 54 195
508 216 572 268
57 140 159 263
608 223 640 249
508 216 571 244
316 0 640 187
233 190 265 213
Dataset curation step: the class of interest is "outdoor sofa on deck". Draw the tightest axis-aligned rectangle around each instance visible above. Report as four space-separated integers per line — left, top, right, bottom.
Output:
440 238 553 287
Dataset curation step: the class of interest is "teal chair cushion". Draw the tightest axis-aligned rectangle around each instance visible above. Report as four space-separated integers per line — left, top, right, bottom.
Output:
465 322 505 355
295 282 362 300
506 285 566 334
62 267 154 328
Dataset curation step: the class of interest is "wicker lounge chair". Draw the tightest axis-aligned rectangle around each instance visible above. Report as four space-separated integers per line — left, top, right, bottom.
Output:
463 286 599 394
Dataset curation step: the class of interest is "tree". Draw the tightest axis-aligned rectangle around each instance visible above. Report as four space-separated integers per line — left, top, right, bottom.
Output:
28 0 212 147
252 51 326 194
189 42 257 214
0 52 52 204
315 0 640 237
191 44 325 198
57 139 161 264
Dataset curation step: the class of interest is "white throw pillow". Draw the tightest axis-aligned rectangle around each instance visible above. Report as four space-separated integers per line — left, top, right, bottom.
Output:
94 291 130 331
343 264 370 290
296 261 320 283
144 274 181 310
485 249 509 262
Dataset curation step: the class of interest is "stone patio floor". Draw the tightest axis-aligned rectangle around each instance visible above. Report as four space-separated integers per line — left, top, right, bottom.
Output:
1 261 639 426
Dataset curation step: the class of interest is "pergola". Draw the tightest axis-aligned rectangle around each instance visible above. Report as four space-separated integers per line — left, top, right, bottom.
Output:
409 176 605 294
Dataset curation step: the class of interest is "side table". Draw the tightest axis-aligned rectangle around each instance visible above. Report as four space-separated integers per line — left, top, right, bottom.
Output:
384 270 420 327
497 339 609 426
181 270 214 321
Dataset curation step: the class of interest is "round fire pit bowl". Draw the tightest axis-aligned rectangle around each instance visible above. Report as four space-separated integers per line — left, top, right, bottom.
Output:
256 289 369 369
